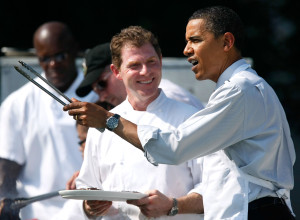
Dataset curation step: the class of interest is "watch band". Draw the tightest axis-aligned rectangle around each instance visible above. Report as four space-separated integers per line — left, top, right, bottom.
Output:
96 127 105 133
167 198 178 216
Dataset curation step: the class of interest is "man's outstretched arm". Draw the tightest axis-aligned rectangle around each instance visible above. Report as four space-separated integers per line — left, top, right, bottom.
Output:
63 98 143 151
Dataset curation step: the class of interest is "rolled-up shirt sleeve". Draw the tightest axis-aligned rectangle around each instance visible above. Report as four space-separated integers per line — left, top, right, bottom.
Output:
138 83 247 166
138 125 160 166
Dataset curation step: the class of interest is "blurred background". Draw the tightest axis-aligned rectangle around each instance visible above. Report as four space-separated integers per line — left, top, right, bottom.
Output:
0 0 299 216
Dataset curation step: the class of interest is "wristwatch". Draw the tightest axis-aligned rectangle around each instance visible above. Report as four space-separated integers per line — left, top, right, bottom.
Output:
106 114 120 131
167 198 178 216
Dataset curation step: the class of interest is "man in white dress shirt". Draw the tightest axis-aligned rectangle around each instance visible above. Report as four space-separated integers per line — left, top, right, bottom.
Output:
73 25 204 219
0 21 97 219
64 6 296 220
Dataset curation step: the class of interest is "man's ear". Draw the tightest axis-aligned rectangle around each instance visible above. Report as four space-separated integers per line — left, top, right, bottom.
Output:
223 32 235 51
110 64 122 80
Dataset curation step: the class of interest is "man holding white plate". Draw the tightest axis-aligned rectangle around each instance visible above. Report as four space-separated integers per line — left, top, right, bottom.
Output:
73 26 204 219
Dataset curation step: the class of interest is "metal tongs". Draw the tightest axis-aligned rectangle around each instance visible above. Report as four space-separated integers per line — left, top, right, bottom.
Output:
14 61 72 106
14 61 105 132
10 191 60 210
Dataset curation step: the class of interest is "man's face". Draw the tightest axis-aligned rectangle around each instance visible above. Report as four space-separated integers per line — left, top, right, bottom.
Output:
92 65 127 106
35 43 77 92
117 43 162 106
184 19 226 83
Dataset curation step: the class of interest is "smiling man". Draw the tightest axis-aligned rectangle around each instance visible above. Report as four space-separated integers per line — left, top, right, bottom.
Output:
74 25 204 219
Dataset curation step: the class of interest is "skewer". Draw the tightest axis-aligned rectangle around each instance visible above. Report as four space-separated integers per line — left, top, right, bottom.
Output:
14 66 67 106
18 60 72 103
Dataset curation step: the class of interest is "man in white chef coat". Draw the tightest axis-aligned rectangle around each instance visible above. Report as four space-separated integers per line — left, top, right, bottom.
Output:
72 25 204 219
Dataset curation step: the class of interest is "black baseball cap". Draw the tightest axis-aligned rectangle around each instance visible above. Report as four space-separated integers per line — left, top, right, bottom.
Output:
76 42 111 97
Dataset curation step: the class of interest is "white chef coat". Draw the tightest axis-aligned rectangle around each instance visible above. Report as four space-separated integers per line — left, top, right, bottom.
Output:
159 78 204 109
138 59 296 219
50 199 86 220
76 90 204 220
0 72 98 220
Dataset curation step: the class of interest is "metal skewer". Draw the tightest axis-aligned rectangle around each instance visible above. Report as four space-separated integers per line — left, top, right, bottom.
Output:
14 66 68 106
18 60 72 103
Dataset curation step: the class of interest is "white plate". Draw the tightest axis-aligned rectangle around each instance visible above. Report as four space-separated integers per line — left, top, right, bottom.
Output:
59 190 147 201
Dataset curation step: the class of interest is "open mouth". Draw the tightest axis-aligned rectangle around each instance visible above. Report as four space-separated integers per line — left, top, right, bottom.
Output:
189 59 198 66
188 58 199 73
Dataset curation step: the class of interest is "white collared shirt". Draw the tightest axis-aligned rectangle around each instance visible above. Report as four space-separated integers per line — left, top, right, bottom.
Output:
138 59 295 211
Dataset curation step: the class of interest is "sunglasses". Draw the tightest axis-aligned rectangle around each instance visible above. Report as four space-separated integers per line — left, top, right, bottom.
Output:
39 52 68 64
78 138 86 146
93 72 111 91
94 80 108 91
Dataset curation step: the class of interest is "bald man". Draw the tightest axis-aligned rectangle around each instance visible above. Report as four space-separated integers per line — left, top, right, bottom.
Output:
0 21 97 219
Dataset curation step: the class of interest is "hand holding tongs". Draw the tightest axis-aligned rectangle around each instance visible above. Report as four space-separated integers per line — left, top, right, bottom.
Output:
14 61 105 132
14 61 72 106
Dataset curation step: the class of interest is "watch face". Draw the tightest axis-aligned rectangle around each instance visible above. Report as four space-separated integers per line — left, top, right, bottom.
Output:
167 198 178 216
170 207 178 216
106 115 120 131
107 117 118 129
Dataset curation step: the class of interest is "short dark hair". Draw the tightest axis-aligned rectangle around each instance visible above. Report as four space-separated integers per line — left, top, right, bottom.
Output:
110 26 162 69
189 6 245 52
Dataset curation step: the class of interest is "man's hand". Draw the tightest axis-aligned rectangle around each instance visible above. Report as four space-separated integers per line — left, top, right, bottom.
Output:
0 198 20 220
64 99 143 150
63 98 112 128
128 190 204 217
83 200 112 218
127 190 173 218
66 171 80 190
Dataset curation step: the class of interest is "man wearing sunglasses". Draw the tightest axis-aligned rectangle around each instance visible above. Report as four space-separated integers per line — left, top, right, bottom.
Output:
76 43 204 109
0 21 98 219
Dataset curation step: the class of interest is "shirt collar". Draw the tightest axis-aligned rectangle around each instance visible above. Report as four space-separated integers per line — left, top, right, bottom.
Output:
123 89 166 112
216 59 251 89
147 89 167 111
